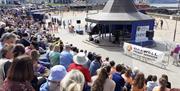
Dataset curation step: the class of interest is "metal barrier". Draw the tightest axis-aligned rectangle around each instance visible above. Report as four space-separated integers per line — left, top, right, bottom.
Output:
124 41 180 69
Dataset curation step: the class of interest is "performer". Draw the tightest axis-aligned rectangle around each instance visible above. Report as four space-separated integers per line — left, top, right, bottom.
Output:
171 45 180 65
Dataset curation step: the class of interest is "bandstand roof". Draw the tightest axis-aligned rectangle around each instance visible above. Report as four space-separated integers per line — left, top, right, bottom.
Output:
85 0 154 24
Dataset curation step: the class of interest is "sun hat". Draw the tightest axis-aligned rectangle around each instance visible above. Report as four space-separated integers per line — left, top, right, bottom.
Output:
73 52 88 65
64 43 71 48
48 65 67 81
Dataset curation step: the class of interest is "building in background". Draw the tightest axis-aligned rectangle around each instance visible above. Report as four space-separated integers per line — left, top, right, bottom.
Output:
0 0 48 4
0 0 148 5
134 0 148 4
48 0 71 4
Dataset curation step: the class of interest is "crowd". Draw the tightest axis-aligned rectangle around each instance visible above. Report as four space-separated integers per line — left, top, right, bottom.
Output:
0 7 179 91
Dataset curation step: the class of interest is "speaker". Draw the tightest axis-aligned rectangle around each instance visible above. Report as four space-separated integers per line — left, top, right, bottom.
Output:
77 20 81 24
89 37 94 41
146 31 154 40
94 39 100 44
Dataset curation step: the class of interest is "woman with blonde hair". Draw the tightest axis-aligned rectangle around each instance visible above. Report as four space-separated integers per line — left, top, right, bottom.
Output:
60 70 85 91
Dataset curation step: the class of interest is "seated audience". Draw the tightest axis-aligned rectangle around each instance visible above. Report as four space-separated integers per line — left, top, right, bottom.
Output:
89 54 101 76
170 88 180 91
68 52 91 83
3 44 25 79
40 65 67 91
0 33 16 51
112 64 125 91
49 45 61 67
19 33 30 47
91 66 115 91
147 75 158 91
153 77 170 91
0 44 14 85
25 41 39 55
1 55 35 91
83 52 94 69
122 68 133 91
60 44 73 69
146 75 153 84
109 61 116 74
102 57 109 66
30 50 49 77
60 70 85 91
132 67 139 80
161 74 171 89
132 72 146 91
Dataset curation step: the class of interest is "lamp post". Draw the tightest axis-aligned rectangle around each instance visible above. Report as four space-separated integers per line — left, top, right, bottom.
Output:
173 0 180 41
86 0 88 18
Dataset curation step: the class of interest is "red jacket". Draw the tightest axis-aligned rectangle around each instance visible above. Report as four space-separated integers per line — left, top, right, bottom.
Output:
68 63 91 82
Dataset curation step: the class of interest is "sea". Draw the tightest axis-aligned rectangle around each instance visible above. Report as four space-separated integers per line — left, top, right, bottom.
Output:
150 3 179 8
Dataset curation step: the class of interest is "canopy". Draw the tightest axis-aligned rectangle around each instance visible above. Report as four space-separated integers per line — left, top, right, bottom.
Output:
85 0 154 24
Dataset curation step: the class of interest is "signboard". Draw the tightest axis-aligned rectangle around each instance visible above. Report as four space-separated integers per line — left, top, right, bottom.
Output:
123 42 165 62
135 26 149 42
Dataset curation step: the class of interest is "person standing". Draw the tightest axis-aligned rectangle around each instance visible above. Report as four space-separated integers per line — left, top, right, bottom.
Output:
154 20 158 29
85 24 88 32
57 19 62 28
160 19 163 30
63 20 66 29
172 45 180 65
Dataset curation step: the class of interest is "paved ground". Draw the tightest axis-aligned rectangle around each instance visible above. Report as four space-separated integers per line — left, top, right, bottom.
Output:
50 11 180 88
154 17 180 43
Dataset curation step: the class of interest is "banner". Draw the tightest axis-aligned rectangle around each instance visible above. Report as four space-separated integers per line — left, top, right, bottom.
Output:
135 26 149 42
123 42 165 62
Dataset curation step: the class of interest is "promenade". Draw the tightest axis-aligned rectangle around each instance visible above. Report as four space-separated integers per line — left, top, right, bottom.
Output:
52 11 180 87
